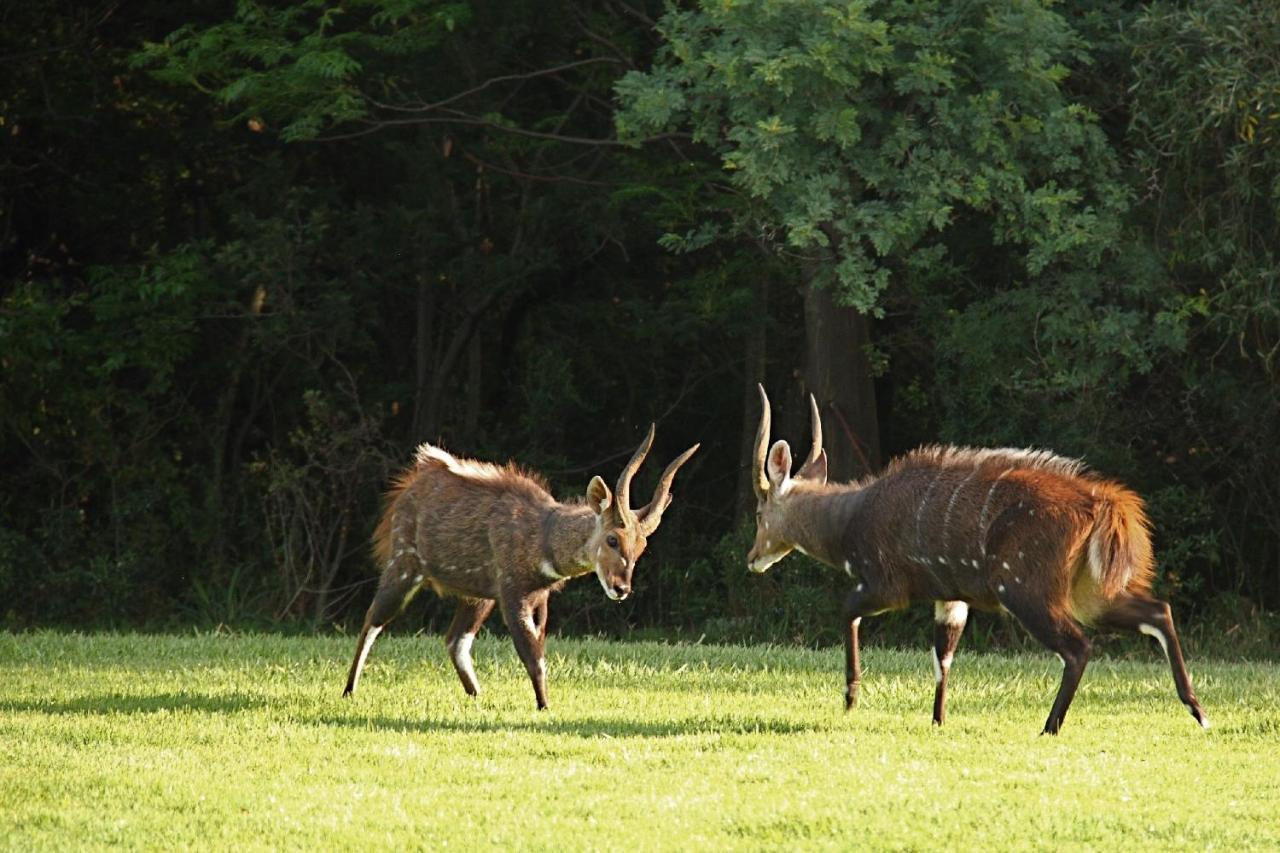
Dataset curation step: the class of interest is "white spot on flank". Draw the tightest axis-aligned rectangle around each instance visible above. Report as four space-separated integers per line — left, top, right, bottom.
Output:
855 583 865 593
937 557 948 565
413 574 424 584
997 584 1006 594
1002 561 1011 571
842 560 852 577
1139 623 1170 658
399 572 409 581
1018 551 1025 559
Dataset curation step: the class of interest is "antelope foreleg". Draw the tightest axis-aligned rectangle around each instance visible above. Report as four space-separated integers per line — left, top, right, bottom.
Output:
932 601 969 726
500 591 549 710
841 585 896 711
445 597 496 697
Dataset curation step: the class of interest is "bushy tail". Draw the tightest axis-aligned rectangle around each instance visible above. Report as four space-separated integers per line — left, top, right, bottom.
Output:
1086 480 1155 598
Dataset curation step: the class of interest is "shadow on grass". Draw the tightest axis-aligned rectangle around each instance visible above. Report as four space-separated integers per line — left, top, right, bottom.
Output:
1 691 264 717
316 709 830 739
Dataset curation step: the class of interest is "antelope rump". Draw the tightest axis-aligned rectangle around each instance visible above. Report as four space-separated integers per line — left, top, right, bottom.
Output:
747 385 1207 735
343 426 698 710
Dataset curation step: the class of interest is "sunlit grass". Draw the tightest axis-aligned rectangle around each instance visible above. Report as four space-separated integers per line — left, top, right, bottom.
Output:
2 631 1277 850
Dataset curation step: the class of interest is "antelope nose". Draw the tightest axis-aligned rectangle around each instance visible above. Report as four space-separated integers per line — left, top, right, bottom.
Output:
611 583 630 601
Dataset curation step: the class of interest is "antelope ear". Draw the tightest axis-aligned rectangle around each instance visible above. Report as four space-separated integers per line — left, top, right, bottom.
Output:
798 448 828 485
586 476 613 515
766 440 793 490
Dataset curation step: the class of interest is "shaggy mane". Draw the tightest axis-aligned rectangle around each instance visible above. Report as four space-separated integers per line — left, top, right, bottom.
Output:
887 445 1087 479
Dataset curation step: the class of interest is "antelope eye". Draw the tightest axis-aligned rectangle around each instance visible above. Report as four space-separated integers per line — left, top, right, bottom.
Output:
606 534 619 549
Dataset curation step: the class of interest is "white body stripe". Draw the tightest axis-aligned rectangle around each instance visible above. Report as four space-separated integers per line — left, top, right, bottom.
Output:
915 473 945 549
942 467 981 550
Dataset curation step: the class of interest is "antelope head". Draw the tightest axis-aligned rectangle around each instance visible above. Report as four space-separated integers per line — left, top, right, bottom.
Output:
747 385 828 573
585 425 700 601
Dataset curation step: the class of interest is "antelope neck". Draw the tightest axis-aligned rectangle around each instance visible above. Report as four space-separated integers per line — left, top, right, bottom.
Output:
541 504 599 578
784 484 868 569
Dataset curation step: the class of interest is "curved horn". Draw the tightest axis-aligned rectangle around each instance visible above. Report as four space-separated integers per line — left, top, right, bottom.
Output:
616 423 655 525
753 384 772 498
802 393 823 472
638 443 701 535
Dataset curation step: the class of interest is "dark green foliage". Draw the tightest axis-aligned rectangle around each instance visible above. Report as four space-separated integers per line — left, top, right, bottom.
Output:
1 0 1276 646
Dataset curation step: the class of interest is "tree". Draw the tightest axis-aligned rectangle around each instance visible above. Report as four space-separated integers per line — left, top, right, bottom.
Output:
616 0 1131 480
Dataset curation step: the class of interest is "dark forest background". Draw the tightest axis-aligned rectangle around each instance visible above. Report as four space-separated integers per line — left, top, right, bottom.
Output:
3 0 1278 651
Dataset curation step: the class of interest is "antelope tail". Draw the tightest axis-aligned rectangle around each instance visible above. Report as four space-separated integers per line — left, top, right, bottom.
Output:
1086 481 1155 598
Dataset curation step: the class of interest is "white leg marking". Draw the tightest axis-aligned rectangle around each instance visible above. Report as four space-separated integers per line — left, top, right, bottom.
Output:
450 632 479 688
1138 623 1170 659
351 625 383 690
935 600 969 627
932 647 943 684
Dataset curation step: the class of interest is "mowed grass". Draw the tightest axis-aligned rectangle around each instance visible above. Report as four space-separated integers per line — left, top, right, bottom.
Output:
2 631 1278 851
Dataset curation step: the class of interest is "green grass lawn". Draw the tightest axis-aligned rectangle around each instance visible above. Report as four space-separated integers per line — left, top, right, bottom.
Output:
2 631 1277 851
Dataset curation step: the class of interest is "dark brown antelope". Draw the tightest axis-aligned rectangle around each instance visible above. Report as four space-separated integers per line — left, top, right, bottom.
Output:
344 426 698 709
747 385 1207 734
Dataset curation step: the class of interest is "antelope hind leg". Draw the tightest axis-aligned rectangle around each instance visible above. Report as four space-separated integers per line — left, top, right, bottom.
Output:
343 567 425 696
1097 593 1208 728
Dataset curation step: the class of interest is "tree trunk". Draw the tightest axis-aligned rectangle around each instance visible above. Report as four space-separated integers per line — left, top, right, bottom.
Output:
411 276 437 442
464 329 483 439
803 281 881 481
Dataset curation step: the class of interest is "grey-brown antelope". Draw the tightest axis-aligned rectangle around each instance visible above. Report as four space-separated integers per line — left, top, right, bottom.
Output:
343 426 698 709
747 386 1207 734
